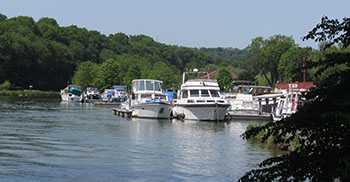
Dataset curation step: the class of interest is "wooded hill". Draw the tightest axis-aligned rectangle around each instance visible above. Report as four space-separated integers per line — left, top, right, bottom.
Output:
0 13 252 91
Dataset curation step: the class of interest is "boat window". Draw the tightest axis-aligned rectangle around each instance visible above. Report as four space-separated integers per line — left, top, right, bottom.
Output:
139 80 145 91
210 90 219 97
201 90 210 97
141 94 152 99
190 90 199 97
146 80 154 91
155 81 161 91
182 90 188 98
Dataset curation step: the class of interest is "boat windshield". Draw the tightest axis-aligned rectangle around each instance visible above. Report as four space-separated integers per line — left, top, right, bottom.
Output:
201 90 210 97
136 80 162 91
139 81 145 91
146 80 154 90
210 90 219 97
190 90 199 97
155 81 161 91
182 90 188 98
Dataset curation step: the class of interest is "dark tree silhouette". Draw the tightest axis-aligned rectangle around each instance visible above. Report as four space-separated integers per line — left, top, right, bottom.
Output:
240 16 350 182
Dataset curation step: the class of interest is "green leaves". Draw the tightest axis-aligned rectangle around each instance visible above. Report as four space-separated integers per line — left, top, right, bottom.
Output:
215 67 232 91
72 61 99 90
240 16 350 182
248 35 295 86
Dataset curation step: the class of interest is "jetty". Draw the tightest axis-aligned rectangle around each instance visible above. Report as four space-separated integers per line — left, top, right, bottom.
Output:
112 108 132 118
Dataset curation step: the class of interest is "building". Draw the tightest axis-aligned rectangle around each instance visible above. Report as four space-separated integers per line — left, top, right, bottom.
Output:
199 69 238 80
275 82 315 93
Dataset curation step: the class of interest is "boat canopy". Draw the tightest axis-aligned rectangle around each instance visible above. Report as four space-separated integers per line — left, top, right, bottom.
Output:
113 85 126 91
132 79 163 93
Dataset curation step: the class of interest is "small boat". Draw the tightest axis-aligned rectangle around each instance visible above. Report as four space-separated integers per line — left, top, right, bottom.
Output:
227 94 271 120
272 91 300 121
84 87 100 100
112 85 128 103
130 79 172 119
172 69 230 121
60 84 83 102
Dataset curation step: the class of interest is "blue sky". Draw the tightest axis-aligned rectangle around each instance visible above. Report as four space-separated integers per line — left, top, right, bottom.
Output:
1 0 349 49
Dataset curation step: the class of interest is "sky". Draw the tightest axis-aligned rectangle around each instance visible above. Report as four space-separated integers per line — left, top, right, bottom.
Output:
1 0 349 49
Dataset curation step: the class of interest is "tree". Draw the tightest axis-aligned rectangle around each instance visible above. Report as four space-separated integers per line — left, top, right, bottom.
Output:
240 16 350 182
0 13 7 22
148 61 181 89
237 70 255 81
72 61 99 90
93 58 120 91
248 35 295 87
123 64 141 92
216 67 232 91
278 46 311 82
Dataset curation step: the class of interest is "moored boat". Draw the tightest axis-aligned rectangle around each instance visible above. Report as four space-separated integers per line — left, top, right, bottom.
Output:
60 84 83 102
172 69 230 121
130 79 172 119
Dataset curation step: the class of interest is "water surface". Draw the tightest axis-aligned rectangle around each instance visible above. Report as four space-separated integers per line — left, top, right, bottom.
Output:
0 97 280 181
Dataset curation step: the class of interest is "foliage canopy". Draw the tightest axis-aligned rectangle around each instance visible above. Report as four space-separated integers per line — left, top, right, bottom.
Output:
240 16 350 182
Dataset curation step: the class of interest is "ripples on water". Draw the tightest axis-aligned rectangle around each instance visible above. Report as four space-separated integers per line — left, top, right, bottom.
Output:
0 97 280 182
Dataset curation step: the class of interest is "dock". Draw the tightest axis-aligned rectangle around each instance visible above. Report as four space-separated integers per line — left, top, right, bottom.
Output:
112 108 133 118
94 102 121 107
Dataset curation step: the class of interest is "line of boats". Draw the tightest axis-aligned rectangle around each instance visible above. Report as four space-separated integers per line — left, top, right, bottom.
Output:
60 69 313 122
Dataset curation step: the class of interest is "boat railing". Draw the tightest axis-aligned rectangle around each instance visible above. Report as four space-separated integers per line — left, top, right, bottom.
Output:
182 69 209 84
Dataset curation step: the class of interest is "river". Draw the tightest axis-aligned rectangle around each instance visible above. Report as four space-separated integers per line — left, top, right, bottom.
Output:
0 97 280 182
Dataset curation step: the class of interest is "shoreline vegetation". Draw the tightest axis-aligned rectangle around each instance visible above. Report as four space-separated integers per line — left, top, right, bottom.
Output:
0 89 59 97
246 124 301 152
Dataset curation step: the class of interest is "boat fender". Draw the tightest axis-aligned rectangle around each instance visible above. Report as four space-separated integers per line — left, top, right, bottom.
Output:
178 113 185 120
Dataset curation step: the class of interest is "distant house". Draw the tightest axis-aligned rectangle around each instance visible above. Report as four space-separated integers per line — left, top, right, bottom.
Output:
199 70 238 80
275 82 315 93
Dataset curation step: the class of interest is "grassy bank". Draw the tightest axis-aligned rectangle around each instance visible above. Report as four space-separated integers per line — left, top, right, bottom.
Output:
0 89 59 97
246 124 301 151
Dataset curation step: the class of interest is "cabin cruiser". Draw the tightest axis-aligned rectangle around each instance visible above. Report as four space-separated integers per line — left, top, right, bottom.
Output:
112 85 128 103
130 79 172 119
172 69 230 121
60 84 83 102
84 87 100 100
272 91 301 121
227 94 271 120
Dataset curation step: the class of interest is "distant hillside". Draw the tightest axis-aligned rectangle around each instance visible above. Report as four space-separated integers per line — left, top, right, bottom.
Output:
199 47 252 61
0 13 220 90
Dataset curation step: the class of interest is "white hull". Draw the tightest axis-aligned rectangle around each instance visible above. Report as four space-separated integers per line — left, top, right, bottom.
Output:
228 109 271 120
173 104 229 121
61 93 82 102
132 103 172 119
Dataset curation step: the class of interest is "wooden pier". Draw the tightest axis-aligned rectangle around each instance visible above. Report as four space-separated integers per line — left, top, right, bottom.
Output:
112 108 133 118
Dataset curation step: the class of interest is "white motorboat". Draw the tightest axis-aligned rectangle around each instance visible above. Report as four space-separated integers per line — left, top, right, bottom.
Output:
60 84 83 102
84 87 100 100
272 91 300 121
130 79 172 119
172 69 230 121
227 94 271 120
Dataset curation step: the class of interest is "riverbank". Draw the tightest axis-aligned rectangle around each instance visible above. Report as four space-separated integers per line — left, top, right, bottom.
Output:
246 124 301 151
0 89 59 97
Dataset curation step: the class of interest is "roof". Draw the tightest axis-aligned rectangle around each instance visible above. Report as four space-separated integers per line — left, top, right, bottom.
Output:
199 70 238 80
275 82 315 90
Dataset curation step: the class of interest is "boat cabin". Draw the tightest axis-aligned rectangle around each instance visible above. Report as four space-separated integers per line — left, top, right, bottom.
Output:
131 79 167 102
176 79 225 104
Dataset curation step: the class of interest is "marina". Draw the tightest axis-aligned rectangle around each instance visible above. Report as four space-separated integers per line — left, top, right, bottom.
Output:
0 96 281 182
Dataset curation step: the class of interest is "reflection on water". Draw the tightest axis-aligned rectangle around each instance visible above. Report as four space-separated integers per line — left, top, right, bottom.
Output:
0 97 281 181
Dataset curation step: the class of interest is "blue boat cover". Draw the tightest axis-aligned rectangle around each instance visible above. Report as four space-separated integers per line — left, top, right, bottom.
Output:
163 91 174 102
113 85 126 90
